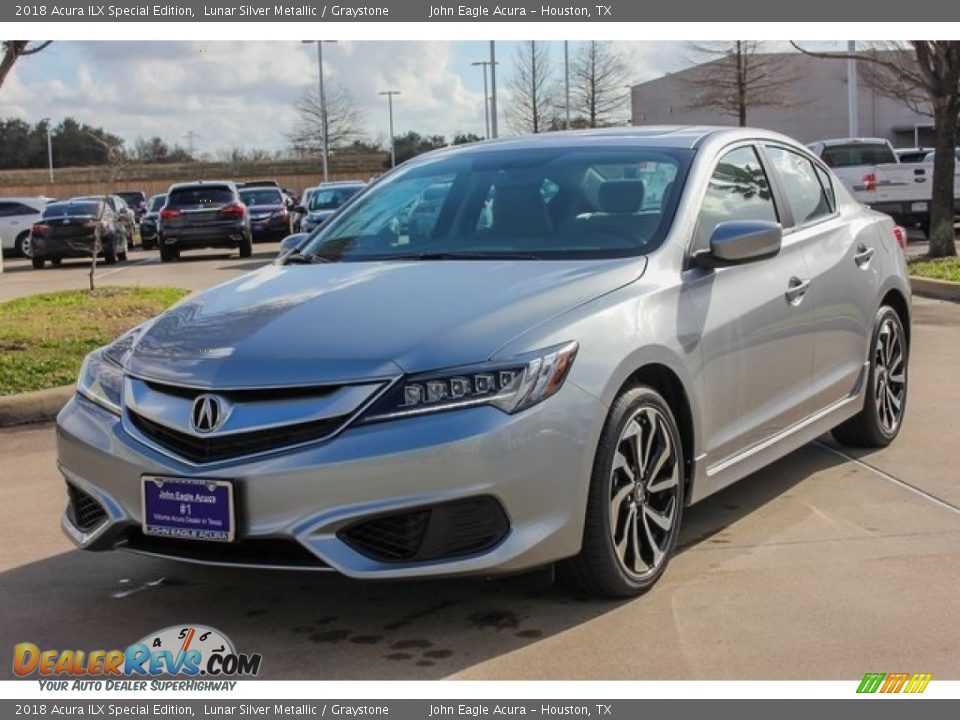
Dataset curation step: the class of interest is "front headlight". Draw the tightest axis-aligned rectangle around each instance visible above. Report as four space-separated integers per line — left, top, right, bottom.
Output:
76 349 124 415
76 325 144 414
360 341 578 423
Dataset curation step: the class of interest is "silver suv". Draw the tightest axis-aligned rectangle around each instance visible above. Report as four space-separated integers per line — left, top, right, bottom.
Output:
57 127 910 597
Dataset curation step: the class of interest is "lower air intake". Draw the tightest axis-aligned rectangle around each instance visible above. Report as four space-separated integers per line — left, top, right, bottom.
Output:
67 484 107 532
339 496 509 564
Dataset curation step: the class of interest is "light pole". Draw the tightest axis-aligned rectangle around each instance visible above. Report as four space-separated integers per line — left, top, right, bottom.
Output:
489 41 498 138
470 60 494 139
847 40 859 138
302 39 337 182
564 41 571 130
45 120 54 183
379 90 401 168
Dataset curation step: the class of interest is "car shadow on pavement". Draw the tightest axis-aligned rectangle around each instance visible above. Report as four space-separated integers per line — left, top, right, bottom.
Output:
0 443 847 680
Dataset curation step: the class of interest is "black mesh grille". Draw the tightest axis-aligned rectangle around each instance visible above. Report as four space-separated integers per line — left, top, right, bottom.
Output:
67 484 107 532
120 529 329 569
341 510 431 561
340 496 509 564
128 410 346 463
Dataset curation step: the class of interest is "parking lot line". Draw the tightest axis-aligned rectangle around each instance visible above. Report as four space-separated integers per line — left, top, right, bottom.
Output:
815 440 960 515
94 256 155 279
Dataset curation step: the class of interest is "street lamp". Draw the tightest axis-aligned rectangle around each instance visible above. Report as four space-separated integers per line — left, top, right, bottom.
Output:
43 118 54 183
302 40 338 182
564 41 571 130
470 60 497 139
489 41 498 138
379 90 401 168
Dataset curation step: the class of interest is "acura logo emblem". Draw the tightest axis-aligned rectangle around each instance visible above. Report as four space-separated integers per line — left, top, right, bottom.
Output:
191 394 227 433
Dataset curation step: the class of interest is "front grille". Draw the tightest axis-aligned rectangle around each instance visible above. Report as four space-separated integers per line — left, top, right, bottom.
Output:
142 380 341 403
67 484 107 532
119 529 329 569
129 410 346 463
340 496 510 564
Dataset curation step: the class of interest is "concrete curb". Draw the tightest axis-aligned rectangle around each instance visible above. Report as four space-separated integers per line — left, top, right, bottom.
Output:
0 385 73 428
910 276 960 302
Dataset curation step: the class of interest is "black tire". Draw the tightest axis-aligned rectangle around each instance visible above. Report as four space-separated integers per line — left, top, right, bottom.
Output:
239 233 253 258
14 231 32 258
50 258 62 266
559 385 685 598
159 243 177 263
833 306 908 448
31 257 45 269
103 236 118 265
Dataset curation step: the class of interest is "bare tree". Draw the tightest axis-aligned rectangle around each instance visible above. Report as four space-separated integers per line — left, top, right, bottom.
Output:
571 41 630 128
0 41 53 90
684 41 799 127
288 83 365 155
83 132 129 291
507 41 558 134
792 41 959 258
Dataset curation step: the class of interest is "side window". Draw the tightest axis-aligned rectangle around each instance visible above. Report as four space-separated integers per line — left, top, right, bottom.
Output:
694 146 777 253
813 165 836 213
0 202 13 217
765 146 833 226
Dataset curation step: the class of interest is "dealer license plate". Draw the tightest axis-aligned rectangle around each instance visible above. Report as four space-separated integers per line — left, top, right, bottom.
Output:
141 476 235 542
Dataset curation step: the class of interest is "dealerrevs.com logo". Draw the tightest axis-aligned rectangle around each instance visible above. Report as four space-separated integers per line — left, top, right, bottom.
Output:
13 625 262 688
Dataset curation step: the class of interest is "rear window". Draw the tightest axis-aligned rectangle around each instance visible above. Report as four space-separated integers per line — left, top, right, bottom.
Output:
147 195 166 212
819 143 896 168
43 202 100 218
308 186 364 211
239 189 284 206
167 186 235 208
117 192 145 204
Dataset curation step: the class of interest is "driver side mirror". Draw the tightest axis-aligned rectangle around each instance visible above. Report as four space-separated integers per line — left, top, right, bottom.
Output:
694 220 782 269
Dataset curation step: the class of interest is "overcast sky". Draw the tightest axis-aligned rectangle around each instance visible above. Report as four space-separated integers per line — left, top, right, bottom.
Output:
0 40 700 155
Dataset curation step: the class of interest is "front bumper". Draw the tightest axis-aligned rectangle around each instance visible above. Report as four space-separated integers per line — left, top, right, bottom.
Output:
56 383 603 579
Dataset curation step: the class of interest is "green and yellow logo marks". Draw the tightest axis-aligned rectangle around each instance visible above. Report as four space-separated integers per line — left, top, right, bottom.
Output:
857 672 932 694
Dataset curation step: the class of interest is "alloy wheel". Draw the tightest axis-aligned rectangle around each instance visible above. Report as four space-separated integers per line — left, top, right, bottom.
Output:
608 405 681 579
874 316 906 434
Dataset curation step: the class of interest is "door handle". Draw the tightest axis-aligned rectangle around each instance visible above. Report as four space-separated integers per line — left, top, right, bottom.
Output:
785 277 811 305
854 244 875 267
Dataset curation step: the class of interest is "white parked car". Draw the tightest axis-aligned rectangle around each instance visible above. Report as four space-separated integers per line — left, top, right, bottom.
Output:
0 196 53 257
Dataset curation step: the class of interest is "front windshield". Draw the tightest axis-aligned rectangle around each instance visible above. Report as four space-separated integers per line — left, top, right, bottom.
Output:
240 189 284 206
300 146 690 261
308 186 364 211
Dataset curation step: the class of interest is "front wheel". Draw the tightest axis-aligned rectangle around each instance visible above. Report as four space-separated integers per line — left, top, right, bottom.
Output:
31 257 45 269
560 385 685 598
15 232 32 258
833 306 908 448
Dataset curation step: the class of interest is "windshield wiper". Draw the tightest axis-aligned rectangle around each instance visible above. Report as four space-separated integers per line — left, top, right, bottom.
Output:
283 251 332 265
380 251 542 261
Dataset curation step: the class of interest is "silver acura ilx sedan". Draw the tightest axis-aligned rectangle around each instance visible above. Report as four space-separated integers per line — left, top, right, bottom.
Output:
57 127 911 597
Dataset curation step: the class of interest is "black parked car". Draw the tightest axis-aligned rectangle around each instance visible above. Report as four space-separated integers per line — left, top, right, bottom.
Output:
239 186 291 242
72 194 136 247
29 199 129 269
116 190 147 222
158 181 252 262
139 193 166 250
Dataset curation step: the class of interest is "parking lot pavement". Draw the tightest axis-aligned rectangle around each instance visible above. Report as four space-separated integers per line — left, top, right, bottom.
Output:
1 300 958 681
0 242 283 303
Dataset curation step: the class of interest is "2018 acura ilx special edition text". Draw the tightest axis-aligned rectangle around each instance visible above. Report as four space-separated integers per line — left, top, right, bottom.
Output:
57 127 911 597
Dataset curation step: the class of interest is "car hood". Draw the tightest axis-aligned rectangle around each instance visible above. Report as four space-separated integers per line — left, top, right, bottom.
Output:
126 258 646 388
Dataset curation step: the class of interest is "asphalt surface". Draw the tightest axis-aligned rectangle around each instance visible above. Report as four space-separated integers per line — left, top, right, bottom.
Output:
0 247 958 680
0 242 283 302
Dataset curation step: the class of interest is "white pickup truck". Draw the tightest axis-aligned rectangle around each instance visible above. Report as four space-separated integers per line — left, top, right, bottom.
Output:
807 137 960 233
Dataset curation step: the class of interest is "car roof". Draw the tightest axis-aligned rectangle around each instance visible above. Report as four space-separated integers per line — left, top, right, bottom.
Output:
168 181 237 191
0 196 50 204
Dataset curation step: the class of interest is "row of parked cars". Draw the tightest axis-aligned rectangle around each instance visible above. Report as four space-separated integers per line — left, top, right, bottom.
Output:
0 178 368 269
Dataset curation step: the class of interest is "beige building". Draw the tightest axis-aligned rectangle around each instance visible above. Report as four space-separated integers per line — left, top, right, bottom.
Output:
630 52 934 148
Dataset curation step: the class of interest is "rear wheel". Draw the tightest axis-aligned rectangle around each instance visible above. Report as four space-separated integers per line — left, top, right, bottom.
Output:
239 233 253 258
31 257 45 270
103 236 118 265
159 243 177 263
833 306 908 448
15 232 32 258
50 258 62 266
559 385 685 598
